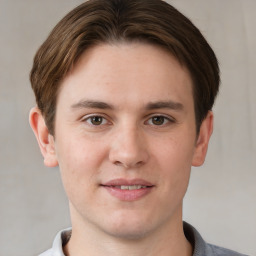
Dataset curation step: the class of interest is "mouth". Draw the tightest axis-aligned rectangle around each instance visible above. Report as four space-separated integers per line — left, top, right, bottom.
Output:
101 179 154 201
110 185 148 190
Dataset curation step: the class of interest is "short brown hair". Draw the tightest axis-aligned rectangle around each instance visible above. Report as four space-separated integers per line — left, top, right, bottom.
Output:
30 0 220 135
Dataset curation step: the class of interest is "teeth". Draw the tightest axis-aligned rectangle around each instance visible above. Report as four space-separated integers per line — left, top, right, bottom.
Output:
120 185 147 190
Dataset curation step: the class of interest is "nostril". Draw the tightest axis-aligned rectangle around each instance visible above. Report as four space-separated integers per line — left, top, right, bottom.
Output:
113 160 144 169
135 161 144 167
114 161 122 166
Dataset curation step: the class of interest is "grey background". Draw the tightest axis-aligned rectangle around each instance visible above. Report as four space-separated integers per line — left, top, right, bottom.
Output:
0 0 255 255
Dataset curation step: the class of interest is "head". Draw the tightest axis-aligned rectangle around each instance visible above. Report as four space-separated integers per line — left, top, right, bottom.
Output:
30 0 219 136
29 1 220 246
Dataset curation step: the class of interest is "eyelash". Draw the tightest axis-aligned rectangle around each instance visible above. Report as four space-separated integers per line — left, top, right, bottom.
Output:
145 115 175 126
81 114 175 128
81 114 110 127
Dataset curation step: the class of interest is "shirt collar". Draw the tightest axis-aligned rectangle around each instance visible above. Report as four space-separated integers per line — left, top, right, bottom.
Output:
51 227 72 256
50 223 209 256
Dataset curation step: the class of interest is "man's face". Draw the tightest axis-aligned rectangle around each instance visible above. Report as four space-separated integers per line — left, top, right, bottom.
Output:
37 43 212 239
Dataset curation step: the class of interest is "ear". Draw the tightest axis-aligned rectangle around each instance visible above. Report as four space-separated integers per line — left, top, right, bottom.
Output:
29 107 58 167
192 111 213 167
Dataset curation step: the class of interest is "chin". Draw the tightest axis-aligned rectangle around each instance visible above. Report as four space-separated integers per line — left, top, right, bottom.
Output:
100 214 154 240
104 226 151 241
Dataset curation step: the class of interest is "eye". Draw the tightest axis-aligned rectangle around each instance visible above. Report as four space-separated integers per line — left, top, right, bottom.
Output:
83 115 108 126
146 115 174 126
151 116 166 125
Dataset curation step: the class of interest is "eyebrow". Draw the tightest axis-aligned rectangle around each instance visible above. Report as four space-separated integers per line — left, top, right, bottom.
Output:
71 99 184 111
145 101 184 111
71 100 114 110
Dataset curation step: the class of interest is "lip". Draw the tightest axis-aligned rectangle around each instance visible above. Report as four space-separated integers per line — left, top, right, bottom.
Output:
103 178 153 187
101 178 154 201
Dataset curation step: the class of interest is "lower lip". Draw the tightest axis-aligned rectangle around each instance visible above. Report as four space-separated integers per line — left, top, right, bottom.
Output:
102 186 153 201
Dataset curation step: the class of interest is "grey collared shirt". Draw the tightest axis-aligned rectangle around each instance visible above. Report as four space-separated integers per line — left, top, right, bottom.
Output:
39 222 248 256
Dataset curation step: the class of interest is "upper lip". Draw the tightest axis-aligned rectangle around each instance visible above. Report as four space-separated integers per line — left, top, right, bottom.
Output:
102 178 154 187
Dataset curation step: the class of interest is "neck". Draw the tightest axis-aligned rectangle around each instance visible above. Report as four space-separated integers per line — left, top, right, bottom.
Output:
64 208 192 256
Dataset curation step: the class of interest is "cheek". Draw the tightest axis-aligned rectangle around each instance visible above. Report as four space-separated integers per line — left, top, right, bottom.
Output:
55 136 106 197
155 132 196 169
153 134 195 193
56 131 105 169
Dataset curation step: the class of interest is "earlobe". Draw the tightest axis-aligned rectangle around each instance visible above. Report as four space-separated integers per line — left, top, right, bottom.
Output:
29 107 58 167
192 111 213 167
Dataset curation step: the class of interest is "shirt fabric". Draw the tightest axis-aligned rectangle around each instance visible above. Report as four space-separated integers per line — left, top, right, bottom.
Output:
39 222 248 256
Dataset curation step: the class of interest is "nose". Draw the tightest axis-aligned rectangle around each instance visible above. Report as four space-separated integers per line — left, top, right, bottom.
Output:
109 126 149 169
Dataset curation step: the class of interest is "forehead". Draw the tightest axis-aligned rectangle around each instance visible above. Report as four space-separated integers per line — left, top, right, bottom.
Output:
58 42 194 110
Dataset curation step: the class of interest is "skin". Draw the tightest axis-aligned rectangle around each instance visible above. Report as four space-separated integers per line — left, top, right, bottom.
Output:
30 42 213 256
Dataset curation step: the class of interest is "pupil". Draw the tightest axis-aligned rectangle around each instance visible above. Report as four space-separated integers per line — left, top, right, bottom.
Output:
153 116 164 125
92 116 102 125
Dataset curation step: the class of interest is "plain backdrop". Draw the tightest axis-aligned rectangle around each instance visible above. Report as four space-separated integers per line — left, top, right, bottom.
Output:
0 0 255 255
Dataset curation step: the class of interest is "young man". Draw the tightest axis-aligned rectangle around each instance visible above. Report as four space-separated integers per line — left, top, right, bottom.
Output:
29 0 246 255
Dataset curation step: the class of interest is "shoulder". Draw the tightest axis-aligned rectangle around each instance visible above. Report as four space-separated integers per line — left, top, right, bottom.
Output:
183 222 248 256
206 243 248 256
